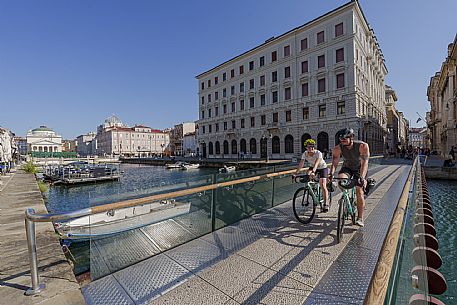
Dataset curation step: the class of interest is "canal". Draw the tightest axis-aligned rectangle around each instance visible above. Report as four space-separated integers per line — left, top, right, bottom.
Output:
428 179 457 303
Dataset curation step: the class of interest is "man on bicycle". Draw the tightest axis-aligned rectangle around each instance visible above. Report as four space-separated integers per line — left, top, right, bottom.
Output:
293 139 330 212
329 128 370 227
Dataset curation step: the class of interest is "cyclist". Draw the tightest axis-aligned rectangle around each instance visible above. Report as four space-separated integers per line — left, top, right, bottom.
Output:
293 139 330 212
329 128 370 227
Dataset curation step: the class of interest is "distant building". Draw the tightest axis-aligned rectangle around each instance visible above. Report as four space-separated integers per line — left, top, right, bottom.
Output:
183 132 197 157
62 139 77 152
196 1 388 159
76 132 96 156
385 85 409 155
0 128 16 166
170 122 196 156
14 137 27 155
96 116 169 157
427 34 457 155
26 126 62 153
409 127 427 149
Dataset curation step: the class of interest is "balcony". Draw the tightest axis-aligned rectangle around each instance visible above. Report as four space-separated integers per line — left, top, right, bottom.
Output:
267 122 282 130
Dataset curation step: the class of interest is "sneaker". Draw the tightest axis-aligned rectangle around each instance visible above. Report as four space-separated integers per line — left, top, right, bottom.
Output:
355 218 364 227
322 204 329 213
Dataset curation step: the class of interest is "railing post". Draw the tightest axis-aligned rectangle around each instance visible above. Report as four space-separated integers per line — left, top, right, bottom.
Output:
211 174 217 231
25 209 45 296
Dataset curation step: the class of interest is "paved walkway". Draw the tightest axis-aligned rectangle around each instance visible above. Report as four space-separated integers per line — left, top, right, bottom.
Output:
0 170 85 305
83 164 410 305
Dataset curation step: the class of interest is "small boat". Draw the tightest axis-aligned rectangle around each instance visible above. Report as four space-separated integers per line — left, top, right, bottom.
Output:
54 199 191 240
166 162 184 169
219 165 236 173
181 163 200 170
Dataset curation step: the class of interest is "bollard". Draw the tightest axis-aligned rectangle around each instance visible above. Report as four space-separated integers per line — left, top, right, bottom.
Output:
25 209 45 295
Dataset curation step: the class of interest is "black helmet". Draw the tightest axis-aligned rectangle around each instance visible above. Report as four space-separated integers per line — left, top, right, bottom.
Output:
337 128 354 141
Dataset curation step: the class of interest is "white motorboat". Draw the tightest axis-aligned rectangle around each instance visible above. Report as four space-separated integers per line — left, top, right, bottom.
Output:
181 163 200 170
219 165 236 173
54 199 191 240
166 162 184 169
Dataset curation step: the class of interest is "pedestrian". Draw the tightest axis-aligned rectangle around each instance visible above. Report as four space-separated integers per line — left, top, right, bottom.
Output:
450 146 455 161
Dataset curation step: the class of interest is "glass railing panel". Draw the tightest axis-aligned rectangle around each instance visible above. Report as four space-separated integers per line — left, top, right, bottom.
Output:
215 166 275 183
213 176 273 230
272 172 299 206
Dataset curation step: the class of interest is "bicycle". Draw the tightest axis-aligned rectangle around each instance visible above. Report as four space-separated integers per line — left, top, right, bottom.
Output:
332 177 358 243
292 173 330 224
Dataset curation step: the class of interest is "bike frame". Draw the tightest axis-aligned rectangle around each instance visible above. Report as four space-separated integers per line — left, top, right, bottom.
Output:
340 186 356 215
304 179 322 207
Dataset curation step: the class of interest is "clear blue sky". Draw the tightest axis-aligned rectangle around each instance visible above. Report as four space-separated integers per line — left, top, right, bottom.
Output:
1 0 456 138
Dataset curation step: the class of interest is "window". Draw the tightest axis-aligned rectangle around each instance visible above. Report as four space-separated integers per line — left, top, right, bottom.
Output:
301 38 308 50
239 65 244 75
230 69 235 78
215 91 218 100
260 56 265 67
272 136 280 154
284 45 290 57
317 31 324 44
271 51 277 62
335 22 343 37
240 100 245 111
249 61 254 70
223 140 229 154
231 139 237 155
202 126 206 134
260 94 266 106
336 48 344 63
208 94 211 103
285 66 291 78
215 123 219 132
223 73 226 81
285 135 294 153
319 105 326 118
249 78 254 89
318 55 325 68
215 141 220 154
250 138 257 154
224 122 227 130
208 125 212 133
273 112 278 123
285 87 291 100
215 76 218 85
215 106 219 116
260 75 265 86
303 107 309 120
223 104 227 114
201 82 204 90
337 73 345 89
337 101 346 115
231 120 236 129
286 110 291 122
261 115 266 125
272 91 278 103
201 110 205 119
272 71 278 82
231 86 235 95
241 118 245 128
231 102 235 112
201 96 205 104
208 79 211 88
208 108 212 117
223 88 226 97
301 83 309 97
250 97 255 108
250 117 255 127
301 61 308 73
240 82 244 92
318 78 326 93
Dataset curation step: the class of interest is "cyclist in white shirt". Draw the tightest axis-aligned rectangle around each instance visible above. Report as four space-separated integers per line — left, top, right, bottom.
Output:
293 139 330 212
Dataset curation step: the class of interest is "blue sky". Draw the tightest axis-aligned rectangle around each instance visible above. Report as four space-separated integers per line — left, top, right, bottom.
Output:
0 0 456 138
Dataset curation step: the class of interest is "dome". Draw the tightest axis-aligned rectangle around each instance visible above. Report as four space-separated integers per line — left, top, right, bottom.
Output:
31 126 56 135
104 115 123 125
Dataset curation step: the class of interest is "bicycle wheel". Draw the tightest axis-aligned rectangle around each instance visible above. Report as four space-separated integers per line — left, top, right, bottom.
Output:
337 197 347 243
292 187 316 224
350 201 357 225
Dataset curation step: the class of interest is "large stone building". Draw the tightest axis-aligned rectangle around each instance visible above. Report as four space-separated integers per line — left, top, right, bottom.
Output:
26 126 62 153
409 127 427 149
170 122 196 156
96 116 170 157
196 1 388 159
385 85 409 155
427 34 457 155
76 132 97 157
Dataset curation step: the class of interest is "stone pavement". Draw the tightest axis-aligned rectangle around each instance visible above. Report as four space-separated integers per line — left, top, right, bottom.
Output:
0 170 85 305
82 164 410 305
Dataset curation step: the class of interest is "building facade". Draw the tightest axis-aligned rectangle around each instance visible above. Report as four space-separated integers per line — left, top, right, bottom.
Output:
427 34 457 155
409 127 427 149
14 137 27 156
26 126 62 153
170 122 196 156
76 132 97 157
183 132 197 157
196 1 388 159
96 116 170 157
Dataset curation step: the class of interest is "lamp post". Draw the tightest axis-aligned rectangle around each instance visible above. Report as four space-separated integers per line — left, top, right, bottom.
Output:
261 134 272 163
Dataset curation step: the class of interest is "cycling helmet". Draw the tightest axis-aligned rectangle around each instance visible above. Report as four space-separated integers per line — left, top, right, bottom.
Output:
304 139 316 146
337 128 354 140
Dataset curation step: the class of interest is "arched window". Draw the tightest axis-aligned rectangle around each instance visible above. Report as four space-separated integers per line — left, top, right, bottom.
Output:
223 140 229 155
215 141 220 155
231 140 237 155
249 138 257 154
272 136 280 154
301 133 311 153
208 142 214 155
38 146 43 152
44 146 48 152
285 135 294 154
240 139 247 153
317 132 329 152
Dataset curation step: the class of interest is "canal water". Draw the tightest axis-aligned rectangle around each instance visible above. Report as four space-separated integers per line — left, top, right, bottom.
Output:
427 179 457 303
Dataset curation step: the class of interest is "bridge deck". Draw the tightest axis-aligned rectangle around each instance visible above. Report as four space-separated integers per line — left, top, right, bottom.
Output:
82 164 410 305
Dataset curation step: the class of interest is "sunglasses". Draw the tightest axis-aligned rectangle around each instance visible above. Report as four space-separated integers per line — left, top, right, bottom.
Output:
339 136 351 141
306 145 315 149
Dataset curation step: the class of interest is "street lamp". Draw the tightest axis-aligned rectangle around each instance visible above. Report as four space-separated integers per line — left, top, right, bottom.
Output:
261 134 272 163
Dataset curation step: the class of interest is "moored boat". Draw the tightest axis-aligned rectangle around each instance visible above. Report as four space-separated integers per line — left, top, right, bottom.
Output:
181 163 200 170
